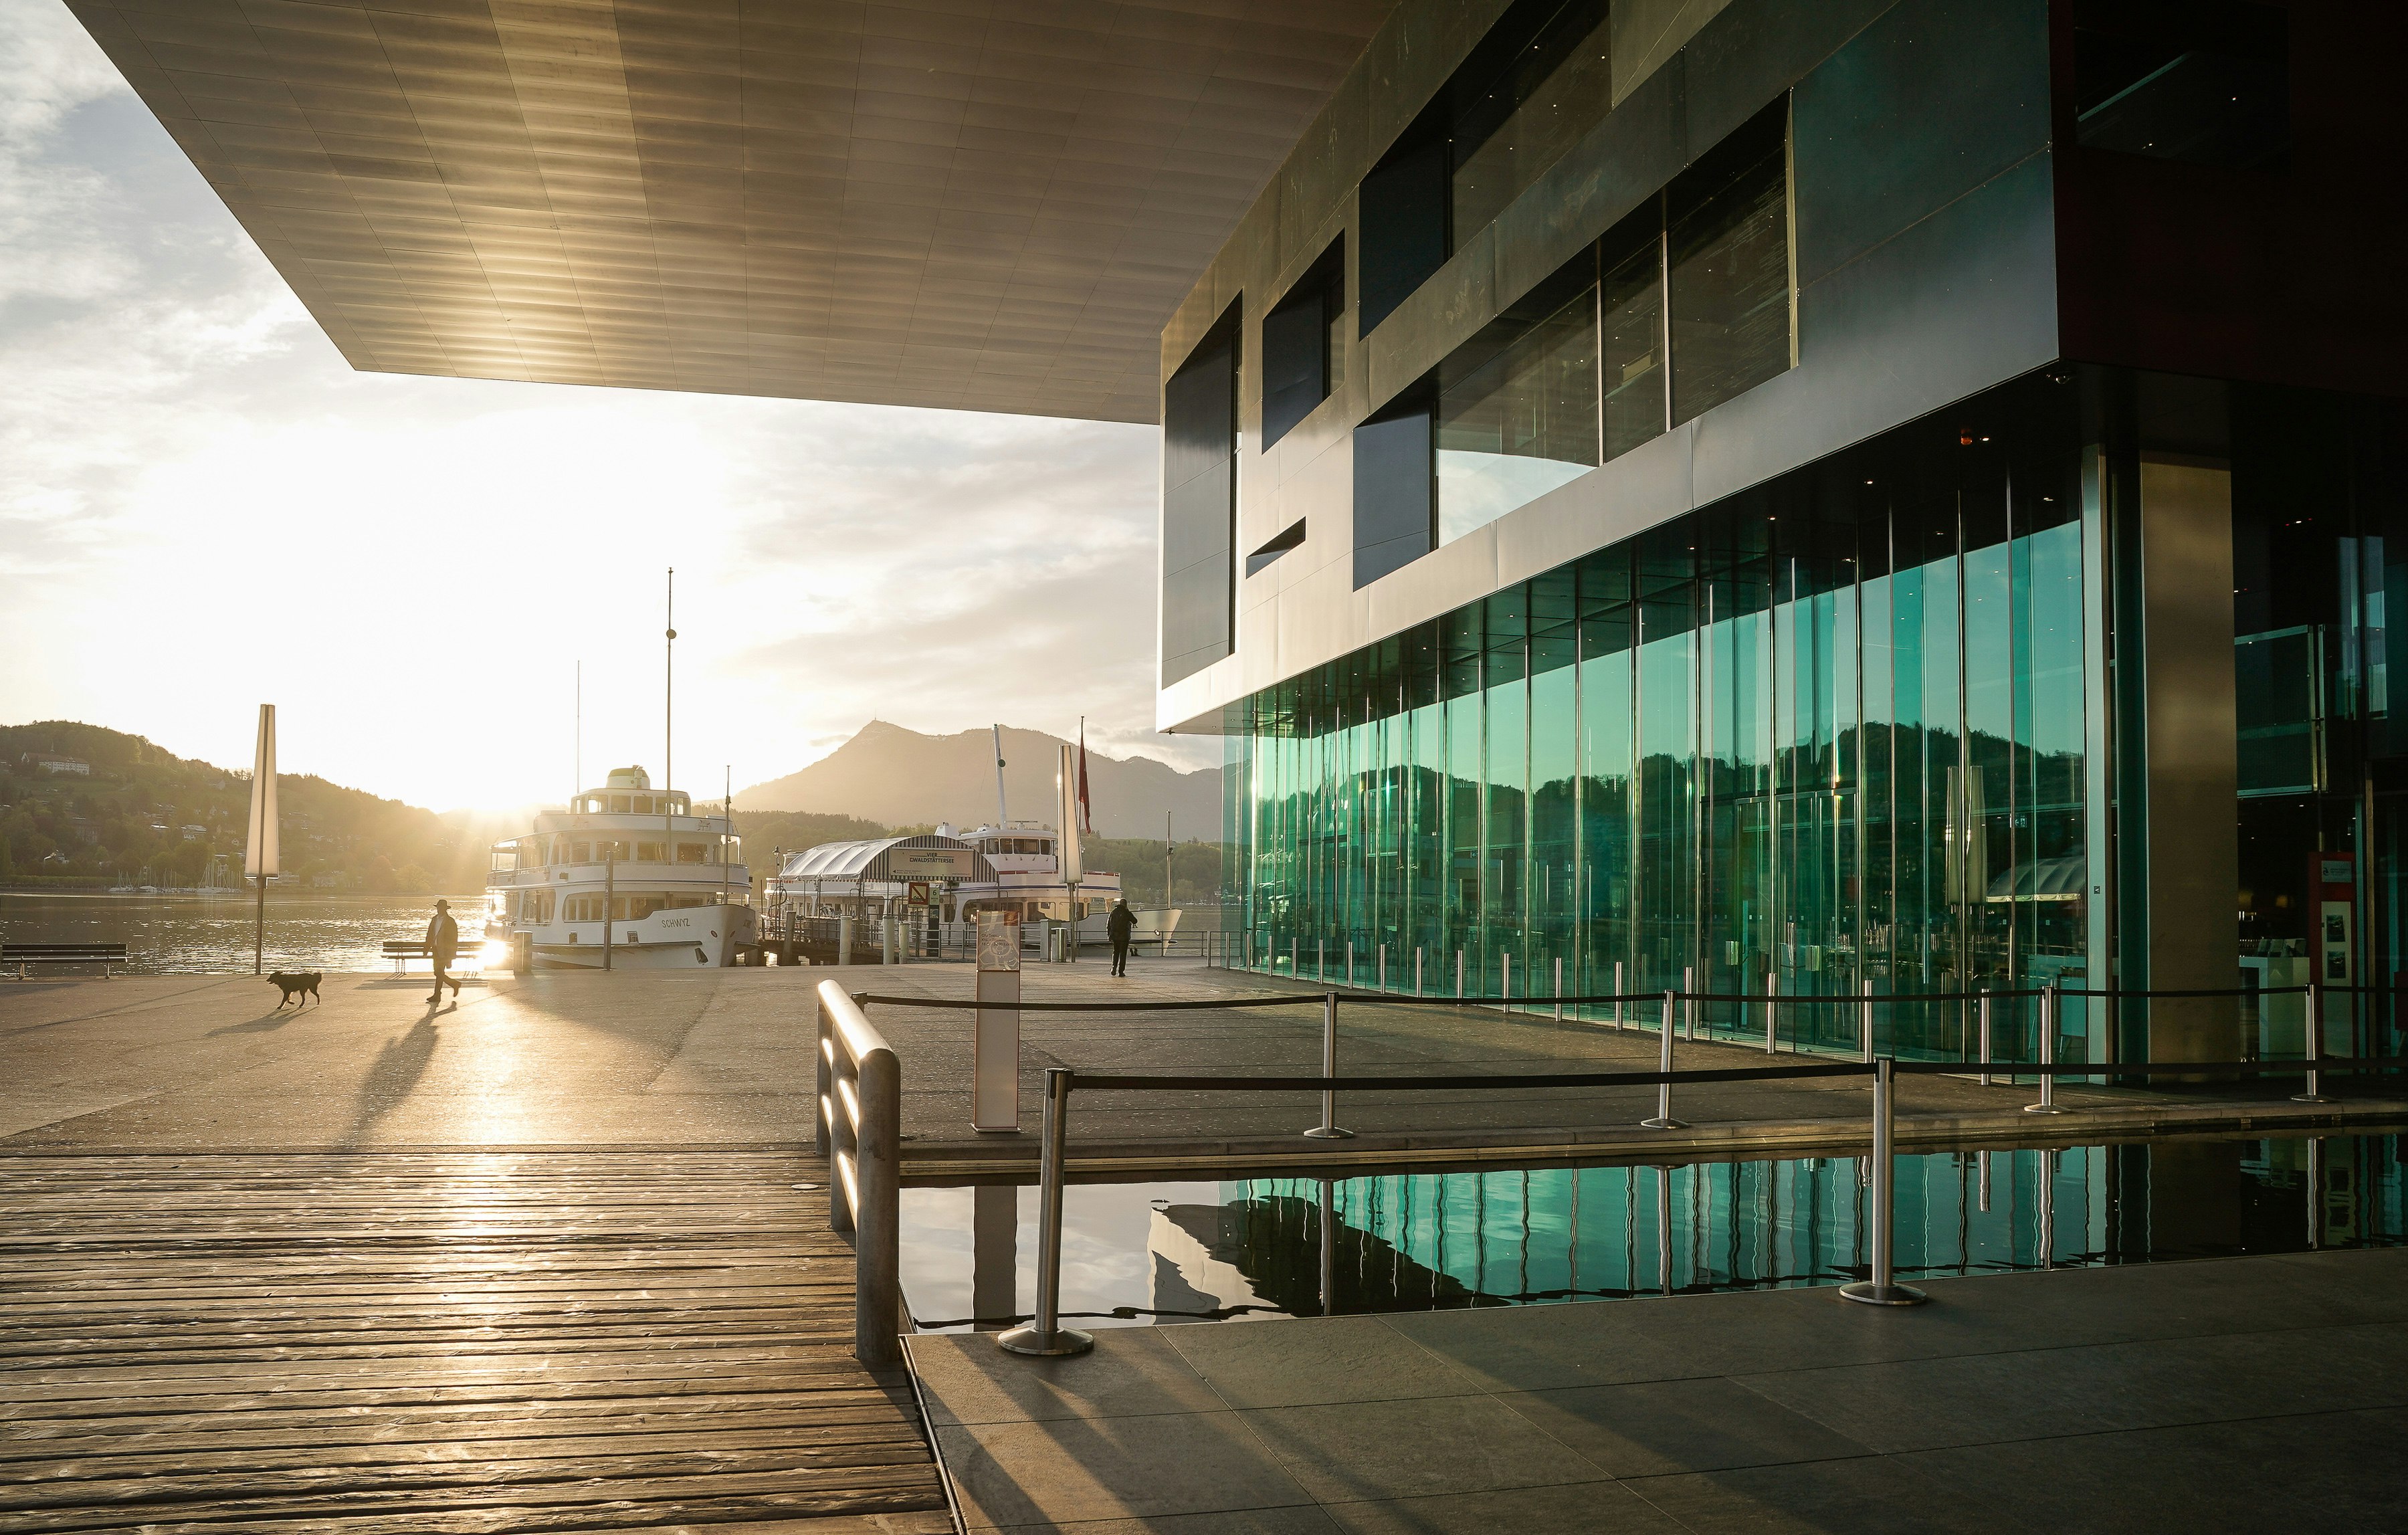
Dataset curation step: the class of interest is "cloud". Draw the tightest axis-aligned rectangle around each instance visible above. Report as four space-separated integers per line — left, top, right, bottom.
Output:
0 0 1209 813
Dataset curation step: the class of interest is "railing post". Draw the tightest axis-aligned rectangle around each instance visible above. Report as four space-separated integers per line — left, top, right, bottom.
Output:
1415 945 1423 996
1642 989 1688 1129
1318 938 1325 983
1304 992 1353 1139
1456 948 1464 1005
2025 981 2070 1114
1861 979 1875 1063
1378 942 1387 992
2294 979 2334 1103
854 1041 902 1366
1613 960 1624 1031
1840 1057 1926 1306
1554 956 1563 1023
1501 952 1512 1014
1978 987 1993 1086
1683 965 1695 1039
815 991 834 1158
1764 973 1778 1055
1346 940 1354 987
999 1068 1093 1357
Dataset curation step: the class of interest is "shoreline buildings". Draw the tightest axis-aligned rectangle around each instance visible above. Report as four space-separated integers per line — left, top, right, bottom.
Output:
78 0 2404 1063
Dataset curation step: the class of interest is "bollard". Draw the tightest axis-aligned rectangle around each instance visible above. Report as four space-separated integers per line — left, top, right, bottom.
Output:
1860 979 1874 1062
2024 981 2070 1114
1346 940 1354 988
1839 1057 1928 1306
1379 942 1387 992
1764 973 1778 1054
1456 949 1465 1004
2294 980 2334 1103
1290 936 1298 977
1501 952 1512 1013
1978 987 1993 1086
1683 966 1695 1040
1303 991 1354 1139
1641 990 1688 1129
997 1068 1094 1356
1318 938 1325 983
1613 960 1624 1031
1416 946 1424 995
1554 957 1563 1023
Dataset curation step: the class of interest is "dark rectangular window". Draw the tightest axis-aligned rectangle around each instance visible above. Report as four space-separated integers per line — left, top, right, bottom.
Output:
1359 119 1447 336
1435 262 1599 544
1358 0 1615 336
1248 519 1306 577
1161 302 1240 686
1450 0 1613 248
1599 210 1667 463
1262 238 1344 448
1353 395 1434 588
2073 1 2288 170
1668 100 1791 426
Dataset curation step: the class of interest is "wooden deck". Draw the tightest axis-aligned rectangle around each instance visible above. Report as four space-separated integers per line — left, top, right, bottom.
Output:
0 1150 952 1534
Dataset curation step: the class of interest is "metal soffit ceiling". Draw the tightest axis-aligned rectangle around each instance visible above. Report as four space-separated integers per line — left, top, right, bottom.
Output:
71 0 1395 423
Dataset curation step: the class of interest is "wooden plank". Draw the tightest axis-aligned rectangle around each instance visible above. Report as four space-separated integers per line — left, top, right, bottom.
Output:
0 1152 948 1533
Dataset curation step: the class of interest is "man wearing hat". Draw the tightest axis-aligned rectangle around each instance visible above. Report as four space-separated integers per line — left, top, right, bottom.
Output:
425 898 462 1005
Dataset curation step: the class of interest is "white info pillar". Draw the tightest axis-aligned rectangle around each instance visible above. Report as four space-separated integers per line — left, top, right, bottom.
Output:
973 911 1022 1133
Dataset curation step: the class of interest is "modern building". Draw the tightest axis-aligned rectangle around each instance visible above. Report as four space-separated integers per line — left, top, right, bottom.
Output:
80 0 2403 1065
1150 0 2406 1065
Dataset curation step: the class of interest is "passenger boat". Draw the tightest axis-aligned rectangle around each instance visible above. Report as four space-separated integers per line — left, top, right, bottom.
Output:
485 766 756 968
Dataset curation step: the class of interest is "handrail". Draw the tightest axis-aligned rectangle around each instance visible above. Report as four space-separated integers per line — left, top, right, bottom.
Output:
815 979 902 1368
993 1039 2399 1357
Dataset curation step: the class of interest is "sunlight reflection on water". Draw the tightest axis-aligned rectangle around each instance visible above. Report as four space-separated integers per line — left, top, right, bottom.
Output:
0 892 497 974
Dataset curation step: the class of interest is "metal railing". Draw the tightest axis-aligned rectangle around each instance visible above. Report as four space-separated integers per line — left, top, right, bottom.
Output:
981 990 2396 1354
813 979 902 1366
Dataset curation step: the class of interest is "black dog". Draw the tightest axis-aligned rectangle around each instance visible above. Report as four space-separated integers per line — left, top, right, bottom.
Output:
268 970 322 1007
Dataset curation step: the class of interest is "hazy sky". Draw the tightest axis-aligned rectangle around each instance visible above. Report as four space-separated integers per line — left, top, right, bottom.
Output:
0 1 1201 815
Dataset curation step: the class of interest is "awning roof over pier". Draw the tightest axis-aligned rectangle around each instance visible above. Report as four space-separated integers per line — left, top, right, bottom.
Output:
69 0 1396 423
778 835 991 882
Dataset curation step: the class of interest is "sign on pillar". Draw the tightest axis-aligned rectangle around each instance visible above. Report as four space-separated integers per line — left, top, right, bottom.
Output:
974 910 1021 1133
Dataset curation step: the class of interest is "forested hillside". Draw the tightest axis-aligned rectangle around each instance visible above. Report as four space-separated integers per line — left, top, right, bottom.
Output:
0 722 488 892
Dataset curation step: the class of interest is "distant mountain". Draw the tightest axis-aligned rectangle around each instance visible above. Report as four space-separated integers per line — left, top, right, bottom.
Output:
733 722 1223 841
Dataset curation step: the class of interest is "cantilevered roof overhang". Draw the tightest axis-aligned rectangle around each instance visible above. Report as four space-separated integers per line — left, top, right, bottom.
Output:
70 0 1393 423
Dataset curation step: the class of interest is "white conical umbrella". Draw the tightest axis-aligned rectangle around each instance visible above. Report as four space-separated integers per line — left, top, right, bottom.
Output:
243 704 278 974
1056 742 1082 886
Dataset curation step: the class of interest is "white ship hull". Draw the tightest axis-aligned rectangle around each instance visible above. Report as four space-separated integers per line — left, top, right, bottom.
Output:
530 904 752 970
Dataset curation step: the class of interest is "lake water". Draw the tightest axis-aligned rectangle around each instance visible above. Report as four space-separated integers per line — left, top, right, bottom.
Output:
0 892 499 974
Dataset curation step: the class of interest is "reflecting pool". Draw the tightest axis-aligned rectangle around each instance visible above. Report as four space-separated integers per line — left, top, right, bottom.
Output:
902 1132 2407 1332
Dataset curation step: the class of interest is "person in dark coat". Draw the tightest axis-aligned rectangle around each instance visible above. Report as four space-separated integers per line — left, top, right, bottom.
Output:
425 898 461 1005
1106 898 1136 977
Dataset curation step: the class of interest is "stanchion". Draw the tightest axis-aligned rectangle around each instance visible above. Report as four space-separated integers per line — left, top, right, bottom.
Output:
1378 942 1387 992
1303 991 1353 1139
1978 987 1993 1086
1642 990 1688 1129
1839 1057 1928 1307
1860 979 1874 1063
1553 957 1563 1023
1346 940 1353 987
1683 966 1695 1039
2024 981 2070 1114
1613 961 1624 1031
2294 979 2334 1103
1456 949 1464 1004
1764 973 1778 1054
1501 952 1512 1013
998 1068 1094 1356
1317 938 1325 983
1415 946 1423 996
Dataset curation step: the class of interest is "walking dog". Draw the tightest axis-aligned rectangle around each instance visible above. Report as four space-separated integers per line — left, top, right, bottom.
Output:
267 970 322 1007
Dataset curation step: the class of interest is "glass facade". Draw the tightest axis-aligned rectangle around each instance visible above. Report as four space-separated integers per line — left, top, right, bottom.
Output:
1231 379 2090 1062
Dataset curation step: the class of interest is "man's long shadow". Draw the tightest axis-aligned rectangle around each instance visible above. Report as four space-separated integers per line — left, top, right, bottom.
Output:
341 1007 445 1146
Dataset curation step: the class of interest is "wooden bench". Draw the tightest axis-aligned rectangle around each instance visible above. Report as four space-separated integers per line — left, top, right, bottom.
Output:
380 938 488 975
3 942 128 979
